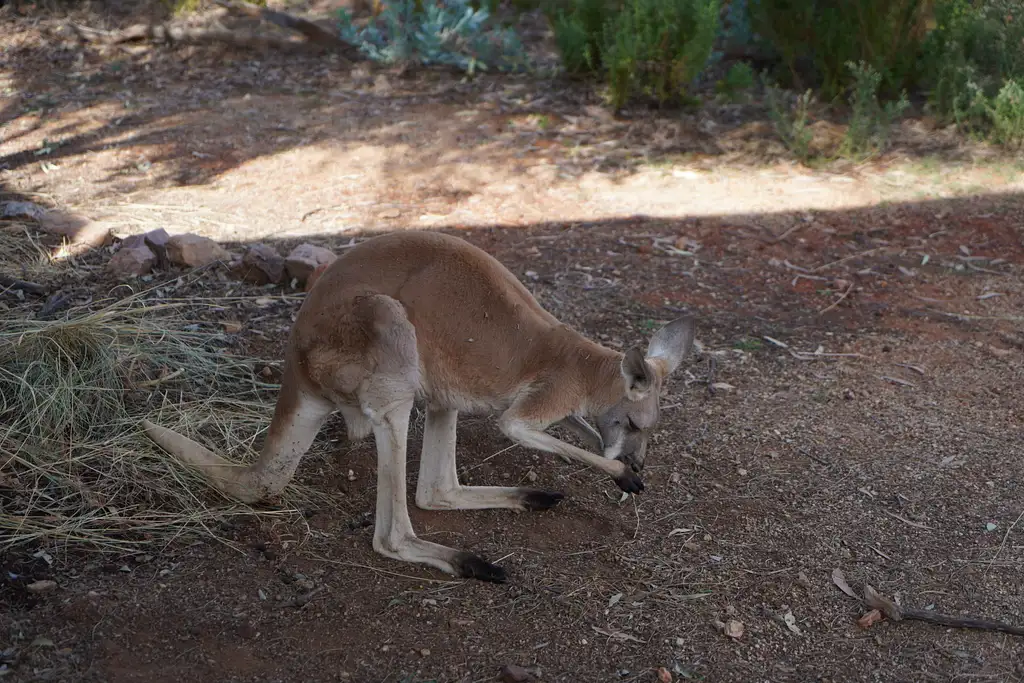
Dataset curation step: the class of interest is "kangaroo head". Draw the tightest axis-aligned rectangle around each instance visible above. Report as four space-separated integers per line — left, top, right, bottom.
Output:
595 316 695 473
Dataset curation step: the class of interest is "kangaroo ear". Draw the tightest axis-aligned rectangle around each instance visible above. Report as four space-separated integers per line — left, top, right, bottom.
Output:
621 346 654 400
646 315 696 377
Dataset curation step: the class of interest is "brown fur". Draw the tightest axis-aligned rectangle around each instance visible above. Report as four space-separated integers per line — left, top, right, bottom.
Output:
142 230 695 582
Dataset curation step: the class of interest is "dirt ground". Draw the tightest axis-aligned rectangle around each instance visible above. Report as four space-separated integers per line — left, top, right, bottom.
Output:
2 4 1024 683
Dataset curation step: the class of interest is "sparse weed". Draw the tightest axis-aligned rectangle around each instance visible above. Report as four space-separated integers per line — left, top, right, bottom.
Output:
550 0 720 109
716 61 755 102
765 80 815 162
839 61 910 160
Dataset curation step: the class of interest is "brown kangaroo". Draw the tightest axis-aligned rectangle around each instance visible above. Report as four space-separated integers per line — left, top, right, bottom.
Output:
142 230 695 582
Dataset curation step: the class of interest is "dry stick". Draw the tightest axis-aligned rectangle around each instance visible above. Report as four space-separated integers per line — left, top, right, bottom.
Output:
819 282 854 315
863 585 1024 637
215 0 353 54
813 247 883 272
0 275 48 296
72 1 355 59
986 509 1024 576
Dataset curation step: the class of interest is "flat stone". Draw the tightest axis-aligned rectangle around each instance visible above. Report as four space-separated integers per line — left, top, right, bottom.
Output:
107 244 156 278
236 243 285 285
285 243 336 285
166 234 231 268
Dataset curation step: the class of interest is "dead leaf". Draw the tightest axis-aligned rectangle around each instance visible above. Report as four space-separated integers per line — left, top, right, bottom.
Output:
783 610 802 635
831 568 858 600
857 609 884 629
657 666 673 683
222 320 243 334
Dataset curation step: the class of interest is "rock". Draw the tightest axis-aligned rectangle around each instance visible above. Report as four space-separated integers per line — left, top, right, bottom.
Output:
121 228 171 269
166 234 230 268
499 665 536 683
2 201 45 221
285 243 336 285
304 261 332 292
26 580 57 594
107 244 156 278
236 243 285 285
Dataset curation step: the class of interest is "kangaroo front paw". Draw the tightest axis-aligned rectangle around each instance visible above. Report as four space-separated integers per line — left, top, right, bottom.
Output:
613 469 645 494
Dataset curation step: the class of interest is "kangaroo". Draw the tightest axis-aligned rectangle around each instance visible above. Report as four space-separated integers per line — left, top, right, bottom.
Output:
142 230 695 582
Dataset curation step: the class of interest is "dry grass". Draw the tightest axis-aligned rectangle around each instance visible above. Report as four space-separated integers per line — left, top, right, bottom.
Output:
0 290 325 552
0 226 68 283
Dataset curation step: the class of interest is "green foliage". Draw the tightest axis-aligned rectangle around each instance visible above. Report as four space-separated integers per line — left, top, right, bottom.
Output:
921 0 1024 148
337 0 529 74
744 0 932 100
550 0 608 73
989 79 1024 148
839 61 910 159
765 81 814 162
716 61 755 101
550 0 720 108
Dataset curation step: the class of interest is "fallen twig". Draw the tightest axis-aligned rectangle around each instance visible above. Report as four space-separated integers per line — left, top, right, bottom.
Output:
813 248 883 272
137 368 186 388
880 375 915 387
68 1 357 60
863 585 1024 637
894 363 925 375
819 281 854 315
882 510 931 530
0 274 48 296
704 355 718 397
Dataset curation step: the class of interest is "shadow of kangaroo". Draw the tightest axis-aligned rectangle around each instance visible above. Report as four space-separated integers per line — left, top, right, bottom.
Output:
142 230 695 582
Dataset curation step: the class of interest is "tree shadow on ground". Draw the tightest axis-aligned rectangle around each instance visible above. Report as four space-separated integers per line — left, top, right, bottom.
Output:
2 2 1018 221
2 190 1023 683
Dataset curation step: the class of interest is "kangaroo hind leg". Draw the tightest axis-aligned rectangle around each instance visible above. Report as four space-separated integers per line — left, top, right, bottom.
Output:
351 294 507 582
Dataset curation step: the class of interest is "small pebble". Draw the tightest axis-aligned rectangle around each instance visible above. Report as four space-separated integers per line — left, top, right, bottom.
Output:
26 580 57 594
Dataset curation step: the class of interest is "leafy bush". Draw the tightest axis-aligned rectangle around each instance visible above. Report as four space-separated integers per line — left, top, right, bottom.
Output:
550 0 608 73
550 0 720 108
337 0 530 73
716 61 755 101
744 0 933 100
840 61 910 159
765 82 814 162
922 0 1024 124
989 79 1024 148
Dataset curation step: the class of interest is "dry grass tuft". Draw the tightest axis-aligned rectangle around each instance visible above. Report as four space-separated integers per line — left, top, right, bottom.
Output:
0 291 324 552
0 227 68 283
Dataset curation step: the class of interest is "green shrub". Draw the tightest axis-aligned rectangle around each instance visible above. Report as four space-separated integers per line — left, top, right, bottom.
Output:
989 79 1024 148
840 61 910 159
745 0 933 100
765 81 814 162
337 0 529 74
716 61 755 101
550 0 720 108
922 0 1024 122
550 0 608 73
